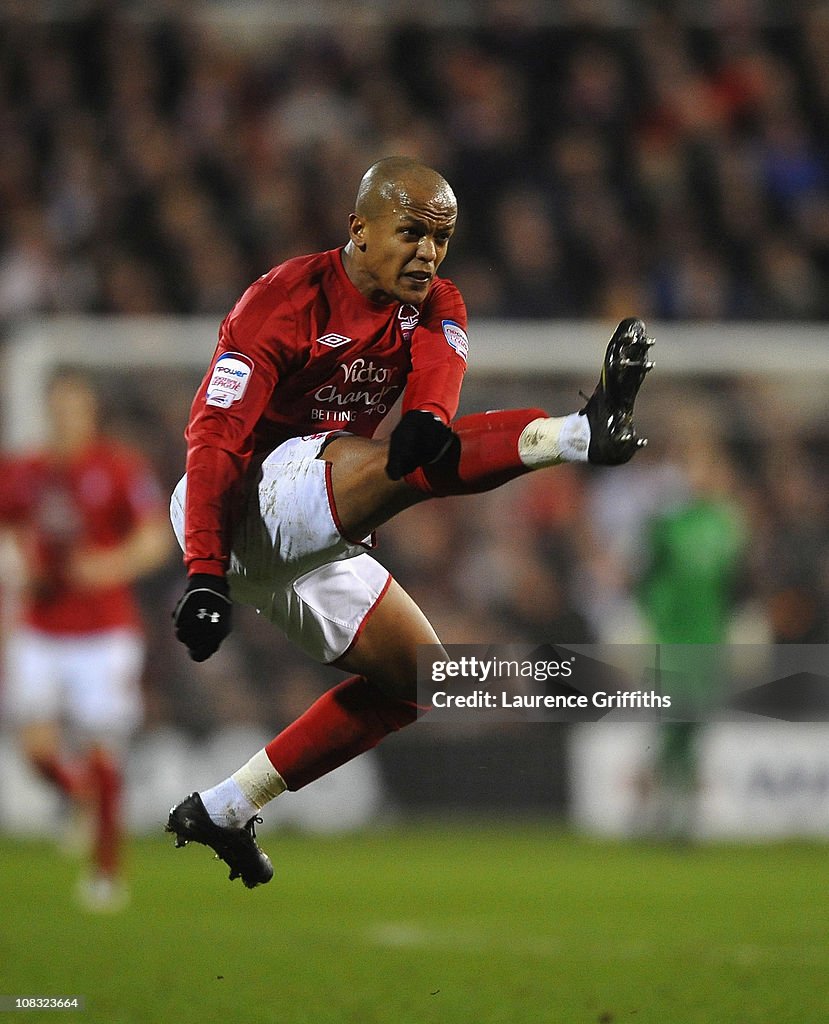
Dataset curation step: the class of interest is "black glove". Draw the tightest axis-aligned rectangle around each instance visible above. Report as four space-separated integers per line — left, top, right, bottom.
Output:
173 573 232 662
386 410 457 480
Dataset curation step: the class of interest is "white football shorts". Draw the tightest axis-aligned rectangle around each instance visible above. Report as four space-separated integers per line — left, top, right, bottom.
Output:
3 627 145 737
170 432 391 664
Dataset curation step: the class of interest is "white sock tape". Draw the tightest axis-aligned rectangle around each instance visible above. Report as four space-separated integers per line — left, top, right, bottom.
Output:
518 413 590 467
232 748 287 809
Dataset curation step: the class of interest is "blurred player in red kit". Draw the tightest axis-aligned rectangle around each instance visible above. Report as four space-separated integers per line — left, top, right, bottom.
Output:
0 370 171 910
166 157 654 886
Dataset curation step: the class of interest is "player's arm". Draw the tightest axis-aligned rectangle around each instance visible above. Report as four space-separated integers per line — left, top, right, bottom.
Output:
69 513 173 589
175 291 293 660
0 460 46 596
176 352 274 661
386 280 468 479
66 450 172 588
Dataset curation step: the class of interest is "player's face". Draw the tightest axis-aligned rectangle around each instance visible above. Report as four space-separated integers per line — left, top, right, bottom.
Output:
348 186 457 305
47 376 99 450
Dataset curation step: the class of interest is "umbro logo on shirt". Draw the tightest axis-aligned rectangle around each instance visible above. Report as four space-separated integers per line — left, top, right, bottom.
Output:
317 333 352 348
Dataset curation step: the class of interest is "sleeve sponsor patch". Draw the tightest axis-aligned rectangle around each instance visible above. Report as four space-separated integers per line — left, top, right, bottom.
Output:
441 320 468 362
205 352 254 408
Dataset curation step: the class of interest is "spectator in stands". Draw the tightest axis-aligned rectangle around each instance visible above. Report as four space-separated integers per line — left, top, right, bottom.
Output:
0 5 826 322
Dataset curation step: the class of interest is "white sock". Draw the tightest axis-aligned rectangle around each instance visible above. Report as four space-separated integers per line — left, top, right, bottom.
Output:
517 412 590 467
199 777 259 829
200 750 287 828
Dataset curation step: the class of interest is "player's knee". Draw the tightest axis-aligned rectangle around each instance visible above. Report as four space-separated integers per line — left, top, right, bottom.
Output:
366 637 447 703
363 663 418 702
337 578 441 701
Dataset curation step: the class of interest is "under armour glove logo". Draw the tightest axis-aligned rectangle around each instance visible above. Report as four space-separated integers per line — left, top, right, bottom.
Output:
196 608 222 623
386 409 458 480
173 574 232 662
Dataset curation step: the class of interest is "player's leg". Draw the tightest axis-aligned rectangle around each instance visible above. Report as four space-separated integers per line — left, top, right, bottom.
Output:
167 566 437 888
66 629 144 910
320 406 557 540
18 720 88 797
4 631 89 798
254 577 436 790
2 633 121 902
324 316 654 539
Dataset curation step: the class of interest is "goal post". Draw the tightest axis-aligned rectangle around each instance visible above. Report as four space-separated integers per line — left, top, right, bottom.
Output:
4 316 829 449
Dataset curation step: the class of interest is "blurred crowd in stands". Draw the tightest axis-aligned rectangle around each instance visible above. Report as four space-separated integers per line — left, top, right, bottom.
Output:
0 2 827 732
1 2 828 321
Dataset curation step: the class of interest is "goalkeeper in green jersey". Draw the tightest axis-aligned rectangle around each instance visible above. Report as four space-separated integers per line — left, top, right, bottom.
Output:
636 424 748 839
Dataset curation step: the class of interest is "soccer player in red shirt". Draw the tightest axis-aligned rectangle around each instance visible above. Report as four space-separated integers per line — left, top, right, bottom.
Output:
166 157 653 886
0 370 171 909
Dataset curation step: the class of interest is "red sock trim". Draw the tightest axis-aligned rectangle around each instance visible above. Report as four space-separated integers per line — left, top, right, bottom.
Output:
265 675 421 790
405 408 547 496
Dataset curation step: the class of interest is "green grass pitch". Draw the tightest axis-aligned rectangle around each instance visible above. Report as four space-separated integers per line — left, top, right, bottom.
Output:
0 826 826 1023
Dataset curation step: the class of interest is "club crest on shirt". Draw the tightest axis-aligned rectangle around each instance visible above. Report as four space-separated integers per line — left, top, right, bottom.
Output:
206 352 254 408
398 304 420 331
441 319 468 362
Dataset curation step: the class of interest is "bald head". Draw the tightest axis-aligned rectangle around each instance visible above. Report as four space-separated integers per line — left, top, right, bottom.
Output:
343 157 458 305
354 157 456 220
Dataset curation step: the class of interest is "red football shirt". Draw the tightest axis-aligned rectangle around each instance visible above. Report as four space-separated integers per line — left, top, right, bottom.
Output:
0 440 165 634
184 246 469 575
